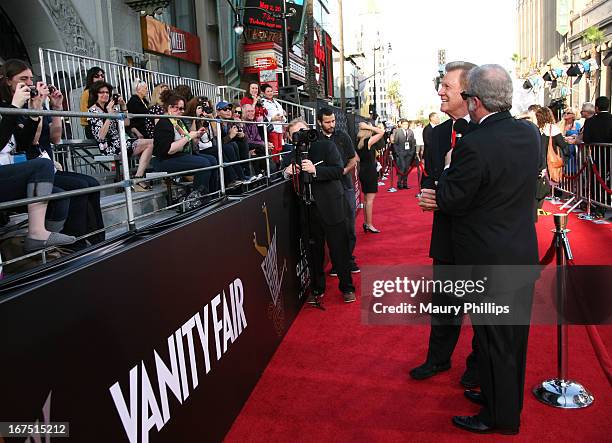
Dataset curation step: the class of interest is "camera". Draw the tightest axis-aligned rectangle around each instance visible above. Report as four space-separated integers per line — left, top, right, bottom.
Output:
111 93 120 103
291 128 318 146
48 85 57 94
29 86 39 98
198 98 214 115
255 99 264 108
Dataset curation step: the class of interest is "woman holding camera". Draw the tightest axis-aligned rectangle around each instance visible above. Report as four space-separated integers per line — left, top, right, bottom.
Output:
153 94 218 195
185 96 216 154
0 66 76 251
87 81 154 191
356 122 385 233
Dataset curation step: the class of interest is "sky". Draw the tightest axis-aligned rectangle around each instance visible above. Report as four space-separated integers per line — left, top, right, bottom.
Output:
342 0 519 118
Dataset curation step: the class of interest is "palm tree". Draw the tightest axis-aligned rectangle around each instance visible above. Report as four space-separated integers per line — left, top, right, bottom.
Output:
583 26 604 96
387 80 402 119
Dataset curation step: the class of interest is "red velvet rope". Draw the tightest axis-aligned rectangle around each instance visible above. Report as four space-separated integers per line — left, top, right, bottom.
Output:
540 235 612 386
591 163 612 195
562 161 589 181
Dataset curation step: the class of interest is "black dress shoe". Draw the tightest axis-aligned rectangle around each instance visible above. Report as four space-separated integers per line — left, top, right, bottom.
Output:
463 389 485 406
409 361 451 380
460 370 480 389
452 415 518 435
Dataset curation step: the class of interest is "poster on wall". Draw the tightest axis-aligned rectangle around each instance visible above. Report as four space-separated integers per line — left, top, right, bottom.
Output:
259 69 279 93
141 16 202 65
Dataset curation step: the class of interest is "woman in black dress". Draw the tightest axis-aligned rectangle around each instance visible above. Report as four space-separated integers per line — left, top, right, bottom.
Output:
356 122 385 233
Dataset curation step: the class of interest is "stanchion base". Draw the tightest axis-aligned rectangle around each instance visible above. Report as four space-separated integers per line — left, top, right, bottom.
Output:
378 181 385 186
533 379 594 408
577 214 596 220
387 187 398 193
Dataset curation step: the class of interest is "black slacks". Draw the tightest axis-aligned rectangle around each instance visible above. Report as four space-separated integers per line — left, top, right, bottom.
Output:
473 284 533 430
308 203 354 295
426 258 479 373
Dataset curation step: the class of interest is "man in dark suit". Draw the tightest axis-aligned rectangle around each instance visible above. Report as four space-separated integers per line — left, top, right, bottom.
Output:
421 64 540 435
582 96 612 144
392 119 416 189
412 61 479 388
283 119 356 304
422 112 439 161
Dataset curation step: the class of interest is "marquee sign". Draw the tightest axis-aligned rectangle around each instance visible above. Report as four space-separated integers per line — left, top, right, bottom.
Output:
141 16 201 64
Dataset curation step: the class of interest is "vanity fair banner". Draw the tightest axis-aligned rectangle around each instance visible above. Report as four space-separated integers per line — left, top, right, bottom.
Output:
0 182 309 442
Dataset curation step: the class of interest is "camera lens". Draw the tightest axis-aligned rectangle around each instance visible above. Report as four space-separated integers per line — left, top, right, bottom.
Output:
112 94 119 102
29 86 39 98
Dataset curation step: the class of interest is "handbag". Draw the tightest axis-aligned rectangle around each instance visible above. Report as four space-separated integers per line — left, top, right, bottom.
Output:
546 125 564 183
535 173 551 200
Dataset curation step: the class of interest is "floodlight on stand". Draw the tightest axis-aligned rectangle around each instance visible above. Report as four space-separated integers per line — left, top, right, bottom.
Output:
233 13 244 35
566 64 583 77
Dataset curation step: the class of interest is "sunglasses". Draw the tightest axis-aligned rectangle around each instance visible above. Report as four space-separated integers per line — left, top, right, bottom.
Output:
171 105 185 111
234 110 242 115
219 107 232 111
460 91 478 100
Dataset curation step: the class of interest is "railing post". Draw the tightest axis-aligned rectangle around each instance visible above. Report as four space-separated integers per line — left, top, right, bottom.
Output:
117 117 136 231
216 120 226 195
263 123 271 179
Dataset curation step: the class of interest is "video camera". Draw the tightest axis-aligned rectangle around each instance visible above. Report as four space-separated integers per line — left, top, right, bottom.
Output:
291 128 318 204
291 128 318 149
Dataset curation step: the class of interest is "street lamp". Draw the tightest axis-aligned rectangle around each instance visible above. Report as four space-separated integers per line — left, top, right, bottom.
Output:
226 0 297 86
372 42 391 121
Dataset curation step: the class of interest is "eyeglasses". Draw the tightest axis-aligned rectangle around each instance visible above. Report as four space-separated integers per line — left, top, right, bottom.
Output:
171 105 185 111
99 90 110 95
460 91 477 100
220 107 232 111
94 73 105 79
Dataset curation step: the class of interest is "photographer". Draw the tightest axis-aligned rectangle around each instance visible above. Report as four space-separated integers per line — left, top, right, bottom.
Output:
152 94 218 195
210 101 249 186
87 81 154 192
185 96 215 154
283 119 356 304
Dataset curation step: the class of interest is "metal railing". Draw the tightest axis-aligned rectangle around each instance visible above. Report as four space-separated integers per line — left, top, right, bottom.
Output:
556 143 612 216
39 48 316 139
0 106 311 275
39 48 219 139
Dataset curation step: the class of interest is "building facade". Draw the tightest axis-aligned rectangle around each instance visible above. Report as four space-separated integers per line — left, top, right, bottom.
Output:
0 0 227 86
516 0 612 110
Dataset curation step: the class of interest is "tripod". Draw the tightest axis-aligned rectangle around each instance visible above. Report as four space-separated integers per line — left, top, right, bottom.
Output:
532 213 594 408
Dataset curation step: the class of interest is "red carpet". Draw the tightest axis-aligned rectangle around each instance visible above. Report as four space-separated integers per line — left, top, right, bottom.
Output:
226 172 612 442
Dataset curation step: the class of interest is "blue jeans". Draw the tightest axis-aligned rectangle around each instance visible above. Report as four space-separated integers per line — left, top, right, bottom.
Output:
155 153 219 193
0 158 54 202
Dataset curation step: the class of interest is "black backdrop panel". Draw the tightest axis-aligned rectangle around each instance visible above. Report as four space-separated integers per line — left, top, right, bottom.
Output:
0 182 307 442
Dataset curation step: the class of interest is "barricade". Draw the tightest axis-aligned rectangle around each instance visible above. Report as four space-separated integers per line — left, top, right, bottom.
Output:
556 143 611 217
0 106 311 276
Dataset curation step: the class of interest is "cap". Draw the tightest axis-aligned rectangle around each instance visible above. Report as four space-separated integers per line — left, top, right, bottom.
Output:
216 101 232 110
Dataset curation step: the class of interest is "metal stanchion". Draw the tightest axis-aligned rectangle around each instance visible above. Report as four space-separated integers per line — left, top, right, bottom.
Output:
215 120 226 195
263 126 271 179
387 150 397 193
533 213 594 408
579 149 595 220
117 118 136 232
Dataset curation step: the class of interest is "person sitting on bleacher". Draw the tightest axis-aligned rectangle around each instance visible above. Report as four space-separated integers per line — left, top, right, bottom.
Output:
185 96 215 154
126 79 150 139
145 83 169 138
0 75 75 251
243 103 273 175
152 93 218 196
80 67 105 140
87 81 154 192
208 101 247 188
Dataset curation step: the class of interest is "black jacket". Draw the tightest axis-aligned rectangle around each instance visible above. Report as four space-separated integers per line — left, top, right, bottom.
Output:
437 111 540 266
582 112 612 144
283 139 345 225
126 95 149 137
153 118 186 160
0 102 39 157
422 123 433 152
422 118 478 262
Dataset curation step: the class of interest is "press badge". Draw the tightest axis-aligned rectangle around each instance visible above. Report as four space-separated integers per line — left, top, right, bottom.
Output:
405 142 410 150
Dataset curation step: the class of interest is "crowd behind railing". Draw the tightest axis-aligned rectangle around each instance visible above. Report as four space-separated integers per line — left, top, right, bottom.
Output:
0 56 316 276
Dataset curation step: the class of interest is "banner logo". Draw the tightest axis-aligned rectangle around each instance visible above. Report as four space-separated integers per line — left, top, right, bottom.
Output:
254 203 287 334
